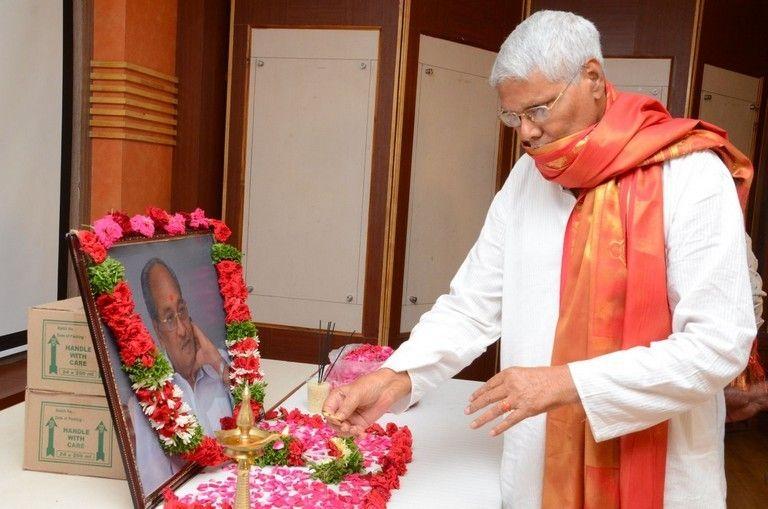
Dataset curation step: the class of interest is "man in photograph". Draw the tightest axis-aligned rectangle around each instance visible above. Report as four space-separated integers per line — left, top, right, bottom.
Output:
127 257 232 492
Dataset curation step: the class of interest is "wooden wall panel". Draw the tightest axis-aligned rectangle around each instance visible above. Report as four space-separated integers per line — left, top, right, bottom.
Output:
173 0 230 216
531 0 698 117
693 0 768 362
225 0 401 362
385 1 522 382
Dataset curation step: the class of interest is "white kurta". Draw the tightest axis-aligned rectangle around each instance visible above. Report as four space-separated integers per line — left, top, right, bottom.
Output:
382 150 756 508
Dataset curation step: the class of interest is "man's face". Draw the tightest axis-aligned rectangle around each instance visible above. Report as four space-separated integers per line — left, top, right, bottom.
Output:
497 59 606 150
148 265 197 375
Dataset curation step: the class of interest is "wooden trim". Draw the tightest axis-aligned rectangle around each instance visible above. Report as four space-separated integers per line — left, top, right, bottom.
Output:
68 0 93 295
90 71 179 94
378 0 411 346
89 118 177 136
90 84 178 104
389 333 499 382
684 0 704 117
523 0 532 18
91 60 179 83
89 96 178 115
89 107 178 125
0 352 26 411
88 129 176 146
221 0 237 219
89 60 179 146
257 324 374 365
245 23 381 31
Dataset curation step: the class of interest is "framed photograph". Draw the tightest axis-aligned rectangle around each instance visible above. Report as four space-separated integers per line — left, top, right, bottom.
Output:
68 210 265 508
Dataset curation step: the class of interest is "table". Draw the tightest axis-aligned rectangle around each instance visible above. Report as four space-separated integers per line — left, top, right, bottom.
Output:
0 361 502 508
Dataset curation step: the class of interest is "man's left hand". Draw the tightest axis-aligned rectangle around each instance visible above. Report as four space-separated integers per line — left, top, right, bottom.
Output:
465 365 580 436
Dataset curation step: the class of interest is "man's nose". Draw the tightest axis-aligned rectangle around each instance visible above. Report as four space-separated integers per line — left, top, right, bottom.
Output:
517 116 542 146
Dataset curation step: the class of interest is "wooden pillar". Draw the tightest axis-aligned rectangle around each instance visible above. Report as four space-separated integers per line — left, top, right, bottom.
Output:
89 0 178 218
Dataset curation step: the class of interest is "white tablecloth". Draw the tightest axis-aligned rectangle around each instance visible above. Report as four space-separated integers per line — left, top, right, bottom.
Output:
173 377 503 508
1 361 502 508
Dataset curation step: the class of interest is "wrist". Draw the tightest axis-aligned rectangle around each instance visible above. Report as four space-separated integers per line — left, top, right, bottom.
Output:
379 368 412 400
553 365 580 407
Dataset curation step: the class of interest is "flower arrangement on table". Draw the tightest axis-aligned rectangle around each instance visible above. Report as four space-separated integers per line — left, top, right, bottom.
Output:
325 344 395 388
74 207 413 508
164 407 413 509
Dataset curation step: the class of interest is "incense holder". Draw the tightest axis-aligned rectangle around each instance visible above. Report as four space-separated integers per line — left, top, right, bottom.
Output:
307 379 330 414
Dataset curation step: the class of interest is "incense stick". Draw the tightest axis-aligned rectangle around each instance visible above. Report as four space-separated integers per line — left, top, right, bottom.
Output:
322 332 353 383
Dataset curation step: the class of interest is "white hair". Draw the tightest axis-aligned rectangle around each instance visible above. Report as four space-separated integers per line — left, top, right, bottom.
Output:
489 10 603 86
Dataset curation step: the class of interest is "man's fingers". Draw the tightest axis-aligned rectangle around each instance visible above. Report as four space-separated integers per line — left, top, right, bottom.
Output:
322 389 344 415
470 398 516 430
333 389 363 422
466 385 508 415
470 373 504 401
491 408 526 436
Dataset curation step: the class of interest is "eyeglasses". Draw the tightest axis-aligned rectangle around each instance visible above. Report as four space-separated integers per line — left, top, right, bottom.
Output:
498 68 582 128
157 302 190 332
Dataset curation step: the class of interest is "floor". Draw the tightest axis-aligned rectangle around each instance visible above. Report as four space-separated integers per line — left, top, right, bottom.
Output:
725 427 768 508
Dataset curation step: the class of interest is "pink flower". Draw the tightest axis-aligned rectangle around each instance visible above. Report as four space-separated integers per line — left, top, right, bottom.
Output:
93 215 123 248
164 213 186 235
272 440 285 450
189 208 210 229
130 214 155 237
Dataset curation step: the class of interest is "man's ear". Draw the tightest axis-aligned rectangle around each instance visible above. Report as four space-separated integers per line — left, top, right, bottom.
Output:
583 59 605 99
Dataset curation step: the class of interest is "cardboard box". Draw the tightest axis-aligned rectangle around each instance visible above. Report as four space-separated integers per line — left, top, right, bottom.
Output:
24 389 126 479
24 298 126 479
26 297 105 396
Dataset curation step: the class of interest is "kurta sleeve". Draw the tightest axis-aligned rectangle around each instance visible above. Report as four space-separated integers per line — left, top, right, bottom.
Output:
567 150 757 442
381 173 511 413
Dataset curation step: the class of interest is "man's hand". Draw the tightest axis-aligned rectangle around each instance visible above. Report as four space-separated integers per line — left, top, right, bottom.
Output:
192 323 226 380
322 368 412 437
725 382 768 422
465 365 579 436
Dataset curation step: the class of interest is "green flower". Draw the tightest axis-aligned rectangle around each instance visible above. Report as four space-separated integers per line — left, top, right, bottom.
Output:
162 424 204 455
232 381 266 405
309 437 364 484
125 354 174 389
226 321 259 345
253 436 291 467
87 257 125 295
211 243 243 264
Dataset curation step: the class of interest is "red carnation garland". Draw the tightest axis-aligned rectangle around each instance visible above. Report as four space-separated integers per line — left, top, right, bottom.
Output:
76 207 264 466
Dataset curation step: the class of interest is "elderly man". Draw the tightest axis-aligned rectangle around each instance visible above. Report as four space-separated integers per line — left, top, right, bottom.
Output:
324 10 757 509
127 257 232 493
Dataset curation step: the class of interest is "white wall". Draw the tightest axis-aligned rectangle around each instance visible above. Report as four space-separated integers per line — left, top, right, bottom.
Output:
0 1 63 338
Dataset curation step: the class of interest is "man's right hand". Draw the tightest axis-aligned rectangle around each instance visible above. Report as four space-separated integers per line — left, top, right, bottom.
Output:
322 368 412 436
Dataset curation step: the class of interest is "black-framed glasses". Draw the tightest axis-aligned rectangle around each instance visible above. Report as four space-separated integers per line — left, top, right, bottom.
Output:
498 67 583 128
157 302 190 332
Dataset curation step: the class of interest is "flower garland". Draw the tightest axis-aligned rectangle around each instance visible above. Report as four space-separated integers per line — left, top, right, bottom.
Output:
75 207 264 466
163 408 414 508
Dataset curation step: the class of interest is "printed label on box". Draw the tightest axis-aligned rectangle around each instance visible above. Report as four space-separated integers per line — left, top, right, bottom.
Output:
37 400 115 468
40 319 102 385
